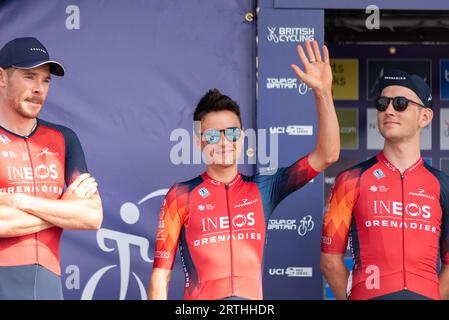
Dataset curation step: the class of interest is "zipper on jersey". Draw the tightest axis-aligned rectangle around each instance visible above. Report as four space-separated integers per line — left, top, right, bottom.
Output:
400 173 407 290
25 138 39 263
225 182 235 296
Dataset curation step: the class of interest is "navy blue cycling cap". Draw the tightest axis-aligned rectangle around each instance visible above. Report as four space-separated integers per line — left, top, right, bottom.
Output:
379 69 432 108
0 37 65 76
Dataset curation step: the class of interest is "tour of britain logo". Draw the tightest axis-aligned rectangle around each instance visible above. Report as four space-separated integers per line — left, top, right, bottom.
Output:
268 215 314 237
266 77 311 95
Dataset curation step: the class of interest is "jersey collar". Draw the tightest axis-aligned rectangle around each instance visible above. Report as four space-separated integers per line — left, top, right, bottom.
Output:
0 118 40 139
377 152 424 175
202 171 241 188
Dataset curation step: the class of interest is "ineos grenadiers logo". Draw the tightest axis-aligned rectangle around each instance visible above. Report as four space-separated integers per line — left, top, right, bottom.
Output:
195 212 262 247
201 212 256 232
373 200 432 219
7 164 58 180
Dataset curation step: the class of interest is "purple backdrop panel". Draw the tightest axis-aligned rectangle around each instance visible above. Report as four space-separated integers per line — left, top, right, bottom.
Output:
0 0 256 299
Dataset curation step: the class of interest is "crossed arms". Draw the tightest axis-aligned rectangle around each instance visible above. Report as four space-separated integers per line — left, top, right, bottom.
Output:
0 173 103 237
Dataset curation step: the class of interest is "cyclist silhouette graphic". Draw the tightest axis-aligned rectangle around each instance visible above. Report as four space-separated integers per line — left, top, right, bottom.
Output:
81 189 168 300
297 215 314 236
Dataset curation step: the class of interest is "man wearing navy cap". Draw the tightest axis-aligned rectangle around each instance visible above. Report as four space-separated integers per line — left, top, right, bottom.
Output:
321 69 449 300
0 37 103 299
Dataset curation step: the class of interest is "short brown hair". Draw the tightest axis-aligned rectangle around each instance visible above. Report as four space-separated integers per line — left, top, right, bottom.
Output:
193 88 242 128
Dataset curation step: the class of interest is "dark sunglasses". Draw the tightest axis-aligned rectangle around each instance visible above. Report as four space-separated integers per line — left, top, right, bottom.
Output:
375 96 427 112
201 127 242 144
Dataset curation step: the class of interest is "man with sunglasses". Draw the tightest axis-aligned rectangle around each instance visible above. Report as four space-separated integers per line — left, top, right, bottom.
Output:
148 40 340 300
321 69 449 300
0 37 103 299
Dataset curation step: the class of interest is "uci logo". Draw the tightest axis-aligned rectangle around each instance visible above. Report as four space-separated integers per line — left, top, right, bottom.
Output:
198 187 210 198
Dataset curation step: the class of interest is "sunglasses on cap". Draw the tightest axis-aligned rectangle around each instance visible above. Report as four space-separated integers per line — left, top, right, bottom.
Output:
375 96 427 112
201 127 242 144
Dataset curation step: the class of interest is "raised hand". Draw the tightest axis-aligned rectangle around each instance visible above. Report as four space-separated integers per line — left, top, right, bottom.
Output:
291 40 332 95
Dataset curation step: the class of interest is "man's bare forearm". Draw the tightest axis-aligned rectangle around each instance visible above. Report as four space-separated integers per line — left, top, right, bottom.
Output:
439 264 449 300
324 267 349 300
308 90 340 172
15 193 103 230
0 205 53 237
291 41 340 172
148 268 171 300
321 253 349 300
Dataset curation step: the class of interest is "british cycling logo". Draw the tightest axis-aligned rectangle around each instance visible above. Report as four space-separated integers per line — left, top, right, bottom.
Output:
80 188 169 300
267 27 279 43
266 26 315 43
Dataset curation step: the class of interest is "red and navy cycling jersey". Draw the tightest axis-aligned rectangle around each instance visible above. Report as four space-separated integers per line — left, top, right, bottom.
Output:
0 118 88 275
321 152 449 300
153 154 319 300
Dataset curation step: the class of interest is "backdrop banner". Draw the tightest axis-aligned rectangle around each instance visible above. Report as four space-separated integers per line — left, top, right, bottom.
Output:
0 0 256 300
257 0 324 299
